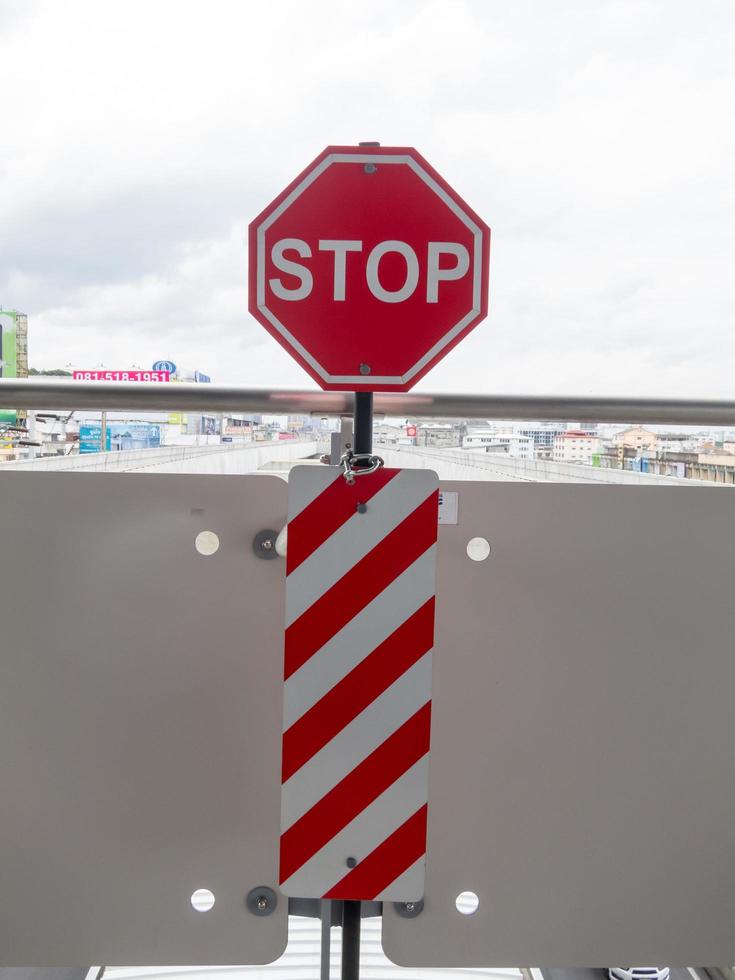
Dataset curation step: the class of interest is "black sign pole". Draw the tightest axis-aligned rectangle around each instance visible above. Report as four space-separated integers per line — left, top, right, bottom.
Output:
352 391 373 455
341 899 361 980
336 389 374 980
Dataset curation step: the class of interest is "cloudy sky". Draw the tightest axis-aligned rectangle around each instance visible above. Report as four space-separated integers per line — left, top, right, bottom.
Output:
1 0 733 397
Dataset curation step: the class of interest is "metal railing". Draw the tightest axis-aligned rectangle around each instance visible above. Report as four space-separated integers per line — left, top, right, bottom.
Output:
2 378 735 425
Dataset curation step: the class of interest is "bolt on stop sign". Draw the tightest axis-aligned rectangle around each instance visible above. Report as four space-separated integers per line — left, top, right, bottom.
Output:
248 145 491 391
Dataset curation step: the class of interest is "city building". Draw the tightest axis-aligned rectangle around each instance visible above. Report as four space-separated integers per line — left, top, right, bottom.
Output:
553 430 601 464
286 414 311 431
612 425 658 452
698 452 735 467
374 422 414 445
415 422 462 448
463 429 534 459
517 423 568 458
656 434 706 454
0 309 29 457
222 416 254 442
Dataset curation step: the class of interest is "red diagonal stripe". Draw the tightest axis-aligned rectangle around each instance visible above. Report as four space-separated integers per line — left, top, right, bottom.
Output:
282 598 435 781
279 702 431 884
284 491 439 680
324 804 428 900
287 467 398 574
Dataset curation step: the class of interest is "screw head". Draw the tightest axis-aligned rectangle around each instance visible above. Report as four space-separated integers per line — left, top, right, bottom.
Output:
394 898 424 918
359 363 371 375
252 530 279 560
246 885 278 916
356 502 367 514
360 142 380 174
346 856 357 868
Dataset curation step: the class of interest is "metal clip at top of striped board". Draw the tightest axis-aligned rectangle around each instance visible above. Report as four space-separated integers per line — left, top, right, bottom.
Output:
280 464 439 901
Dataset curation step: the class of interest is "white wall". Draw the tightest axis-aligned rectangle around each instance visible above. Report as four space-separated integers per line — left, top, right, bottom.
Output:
3 441 319 474
375 444 721 486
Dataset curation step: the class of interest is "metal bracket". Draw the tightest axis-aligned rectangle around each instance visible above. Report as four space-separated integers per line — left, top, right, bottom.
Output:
326 417 354 464
245 886 278 916
339 450 384 485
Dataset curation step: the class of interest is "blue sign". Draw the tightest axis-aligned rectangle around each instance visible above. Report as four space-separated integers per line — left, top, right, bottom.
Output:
107 423 161 451
79 423 103 453
153 360 176 374
79 422 162 454
194 370 211 383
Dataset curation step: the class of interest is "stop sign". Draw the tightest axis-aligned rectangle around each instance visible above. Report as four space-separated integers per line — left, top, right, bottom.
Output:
248 145 490 392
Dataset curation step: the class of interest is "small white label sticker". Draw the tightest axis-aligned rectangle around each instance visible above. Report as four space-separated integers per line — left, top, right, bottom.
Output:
438 490 459 525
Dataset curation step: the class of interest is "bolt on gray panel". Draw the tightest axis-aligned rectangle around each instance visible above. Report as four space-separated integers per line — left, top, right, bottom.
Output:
0 473 288 965
383 482 735 967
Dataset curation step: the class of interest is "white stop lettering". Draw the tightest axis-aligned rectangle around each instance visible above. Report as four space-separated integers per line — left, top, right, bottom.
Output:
268 239 469 303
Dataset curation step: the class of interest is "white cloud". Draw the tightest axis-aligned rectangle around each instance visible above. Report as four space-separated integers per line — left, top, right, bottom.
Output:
2 0 734 396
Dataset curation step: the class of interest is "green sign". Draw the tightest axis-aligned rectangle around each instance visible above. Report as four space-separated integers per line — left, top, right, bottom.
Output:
0 311 18 425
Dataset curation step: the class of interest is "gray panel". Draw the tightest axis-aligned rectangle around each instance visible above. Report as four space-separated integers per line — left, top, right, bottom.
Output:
0 971 100 980
0 473 288 965
383 482 735 966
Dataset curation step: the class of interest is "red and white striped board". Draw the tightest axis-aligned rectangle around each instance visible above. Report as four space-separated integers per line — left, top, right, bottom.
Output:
280 464 439 901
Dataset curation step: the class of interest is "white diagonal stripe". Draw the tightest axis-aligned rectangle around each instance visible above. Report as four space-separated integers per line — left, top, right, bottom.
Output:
283 545 436 729
281 653 432 831
285 469 437 627
374 854 425 902
280 756 429 898
288 465 341 522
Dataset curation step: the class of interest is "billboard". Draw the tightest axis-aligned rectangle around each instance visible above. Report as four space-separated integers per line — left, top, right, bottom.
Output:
0 311 18 380
79 423 162 454
0 311 19 424
79 424 104 454
73 370 170 382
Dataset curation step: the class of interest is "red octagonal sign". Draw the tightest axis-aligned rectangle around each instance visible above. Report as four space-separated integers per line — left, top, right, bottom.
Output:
248 145 491 392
